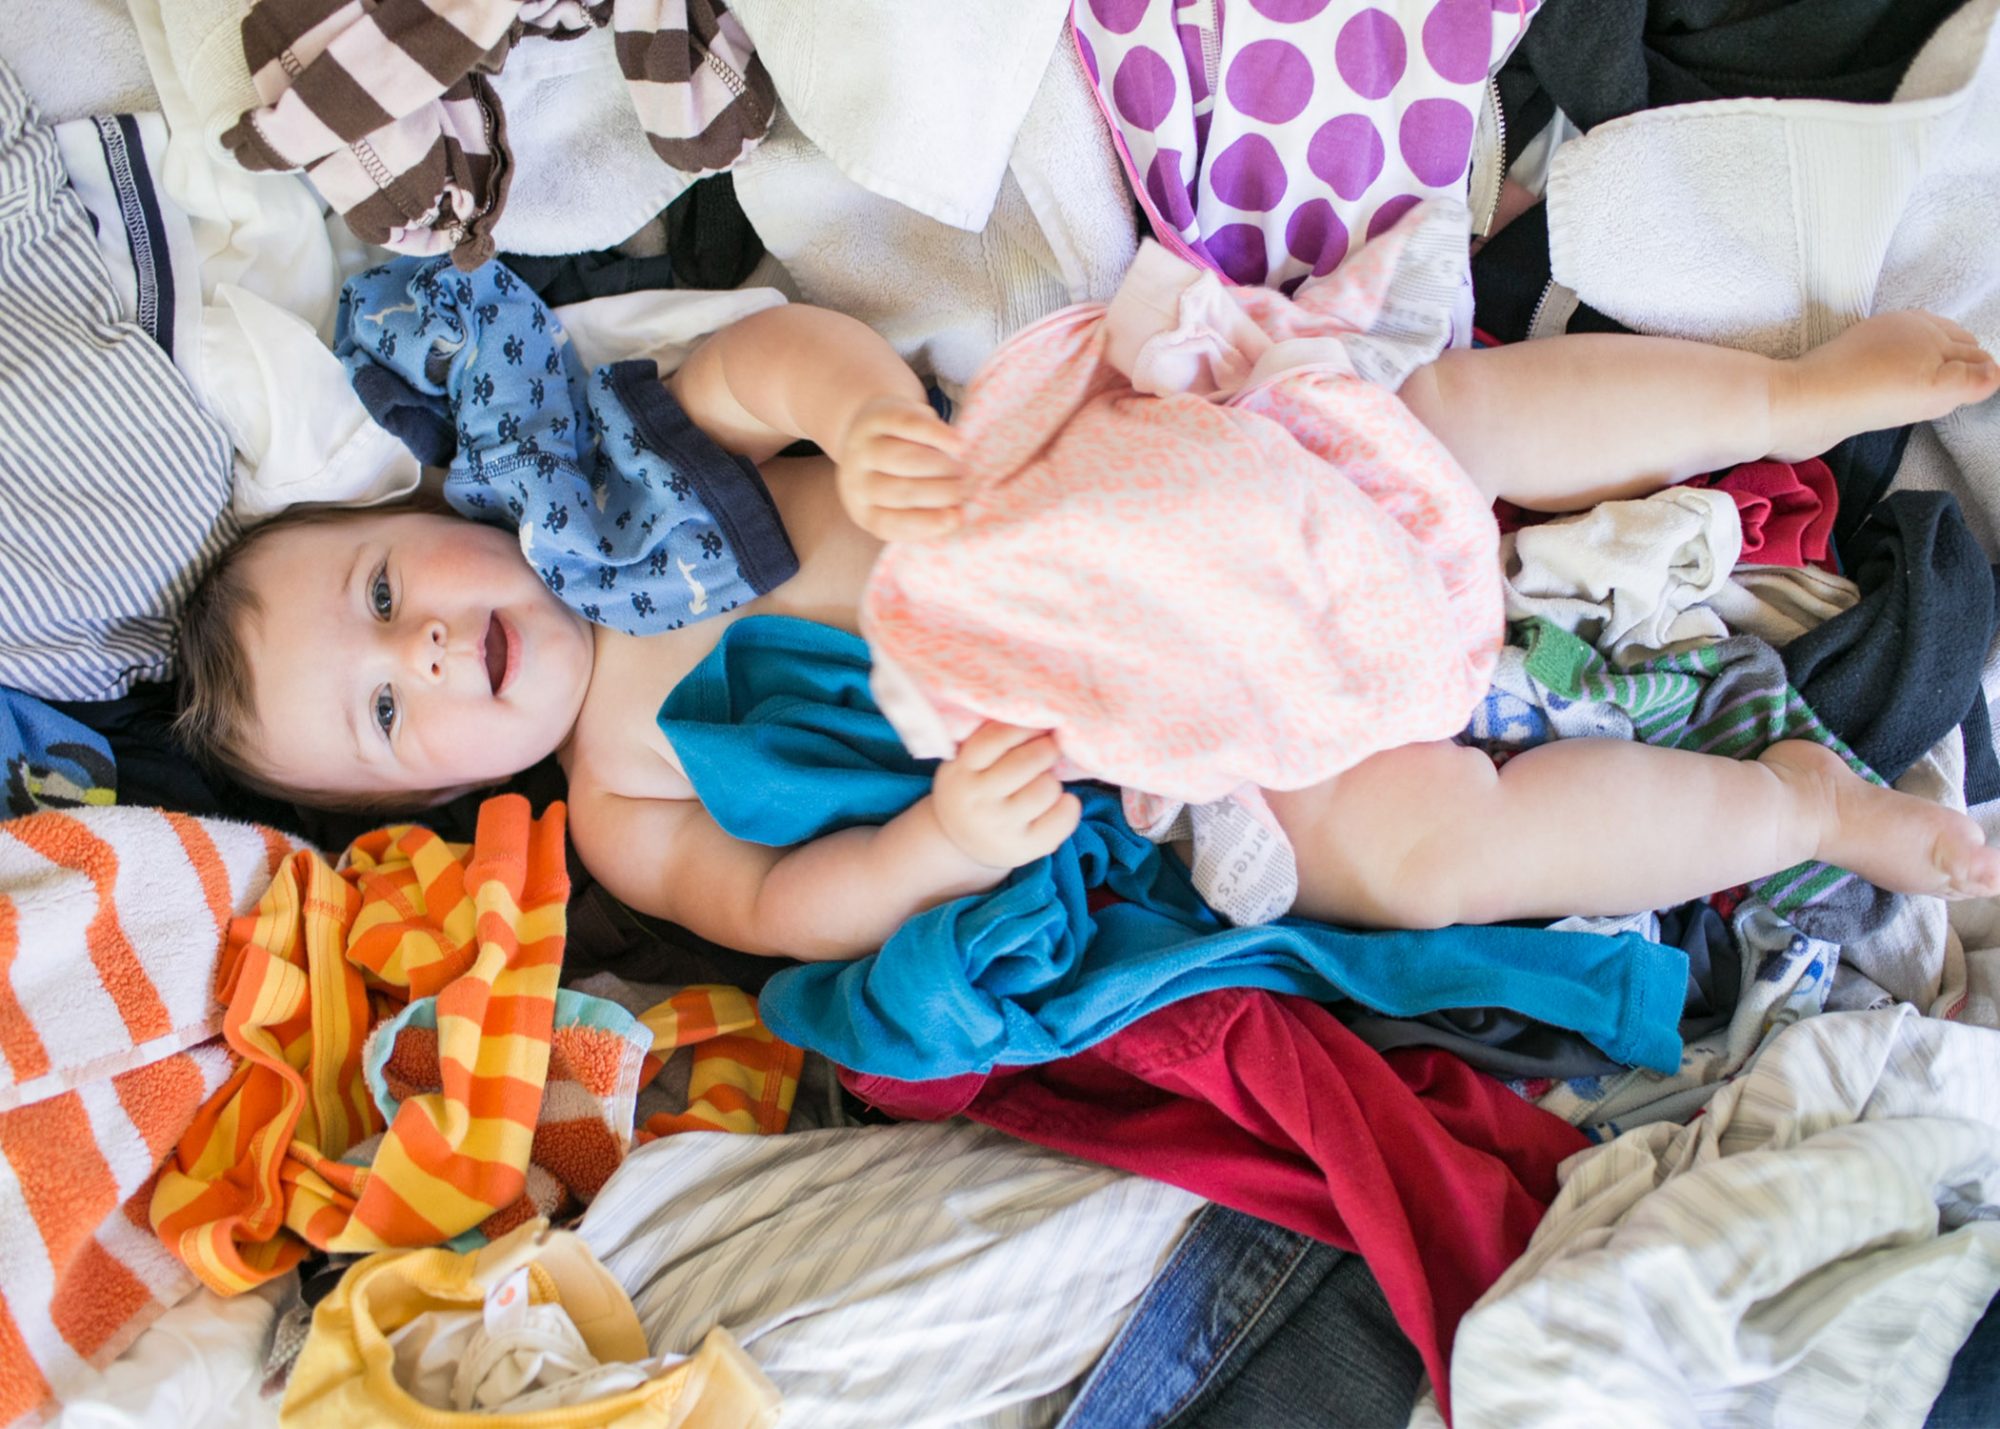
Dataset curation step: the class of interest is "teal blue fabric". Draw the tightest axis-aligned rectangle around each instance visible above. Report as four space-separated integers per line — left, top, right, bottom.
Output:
659 616 1688 1077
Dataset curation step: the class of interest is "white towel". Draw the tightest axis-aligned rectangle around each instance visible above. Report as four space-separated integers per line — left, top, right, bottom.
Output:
487 27 691 257
730 0 1071 233
733 38 1137 394
1545 0 2000 358
0 0 157 121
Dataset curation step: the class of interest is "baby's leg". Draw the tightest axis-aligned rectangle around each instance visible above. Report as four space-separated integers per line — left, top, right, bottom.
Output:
1267 738 2000 931
1397 313 2000 511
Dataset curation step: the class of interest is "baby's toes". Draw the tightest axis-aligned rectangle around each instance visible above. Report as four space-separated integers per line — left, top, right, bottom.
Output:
1945 357 2000 406
1939 828 2000 899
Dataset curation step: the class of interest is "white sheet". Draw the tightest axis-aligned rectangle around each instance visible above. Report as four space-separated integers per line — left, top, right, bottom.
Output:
582 1121 1201 1429
1413 1007 2000 1428
52 1279 292 1429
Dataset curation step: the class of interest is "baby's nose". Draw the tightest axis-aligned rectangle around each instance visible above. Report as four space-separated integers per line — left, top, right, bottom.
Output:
408 619 448 682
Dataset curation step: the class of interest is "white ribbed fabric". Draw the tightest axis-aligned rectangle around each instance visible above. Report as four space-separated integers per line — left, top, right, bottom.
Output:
1411 1007 2000 1429
1544 0 2000 557
580 1121 1201 1429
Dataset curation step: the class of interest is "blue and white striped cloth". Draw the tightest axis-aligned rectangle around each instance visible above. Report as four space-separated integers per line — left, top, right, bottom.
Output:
0 59 233 702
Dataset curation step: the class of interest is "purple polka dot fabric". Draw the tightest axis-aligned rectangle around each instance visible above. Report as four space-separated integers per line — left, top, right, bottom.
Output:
1076 0 1538 289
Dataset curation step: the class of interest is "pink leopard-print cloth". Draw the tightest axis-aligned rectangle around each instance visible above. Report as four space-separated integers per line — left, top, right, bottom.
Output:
863 205 1503 815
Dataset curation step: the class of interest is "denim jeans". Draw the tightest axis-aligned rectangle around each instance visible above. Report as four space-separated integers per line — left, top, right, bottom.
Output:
1058 1204 1423 1429
1927 1289 2000 1428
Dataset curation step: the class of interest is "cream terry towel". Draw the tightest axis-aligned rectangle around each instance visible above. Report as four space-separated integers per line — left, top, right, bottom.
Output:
1546 0 2000 359
730 0 1071 232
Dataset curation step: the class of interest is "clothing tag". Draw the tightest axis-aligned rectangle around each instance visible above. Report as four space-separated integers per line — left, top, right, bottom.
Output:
484 1265 533 1337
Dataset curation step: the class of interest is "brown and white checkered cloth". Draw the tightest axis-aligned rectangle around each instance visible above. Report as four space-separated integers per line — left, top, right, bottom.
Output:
222 0 775 268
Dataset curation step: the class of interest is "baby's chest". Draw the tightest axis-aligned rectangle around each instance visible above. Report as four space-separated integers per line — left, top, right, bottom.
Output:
569 636 707 802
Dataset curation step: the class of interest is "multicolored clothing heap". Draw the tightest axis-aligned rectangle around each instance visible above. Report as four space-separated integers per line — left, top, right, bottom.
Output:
151 795 572 1293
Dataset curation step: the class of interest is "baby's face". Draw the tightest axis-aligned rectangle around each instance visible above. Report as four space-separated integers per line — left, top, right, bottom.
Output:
236 512 595 801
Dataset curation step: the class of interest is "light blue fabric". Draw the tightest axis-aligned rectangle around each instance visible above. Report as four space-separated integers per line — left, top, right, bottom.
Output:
658 616 1688 1078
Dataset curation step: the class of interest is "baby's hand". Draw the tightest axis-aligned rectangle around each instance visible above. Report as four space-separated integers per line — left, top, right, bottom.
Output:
931 722 1083 871
835 395 967 541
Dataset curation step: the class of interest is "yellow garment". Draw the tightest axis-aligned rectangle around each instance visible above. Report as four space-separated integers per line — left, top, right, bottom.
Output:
282 1220 780 1428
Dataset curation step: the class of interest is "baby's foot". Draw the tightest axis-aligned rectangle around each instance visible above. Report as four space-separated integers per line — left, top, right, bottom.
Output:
1769 311 2000 462
1760 740 2000 899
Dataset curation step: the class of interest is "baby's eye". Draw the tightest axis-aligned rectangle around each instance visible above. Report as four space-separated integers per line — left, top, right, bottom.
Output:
369 564 393 621
372 686 397 738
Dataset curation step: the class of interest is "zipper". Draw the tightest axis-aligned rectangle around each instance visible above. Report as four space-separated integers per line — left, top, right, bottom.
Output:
1525 276 1557 338
1470 74 1508 239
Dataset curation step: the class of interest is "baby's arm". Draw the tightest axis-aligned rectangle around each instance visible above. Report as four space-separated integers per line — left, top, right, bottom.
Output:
667 304 967 540
571 724 1080 960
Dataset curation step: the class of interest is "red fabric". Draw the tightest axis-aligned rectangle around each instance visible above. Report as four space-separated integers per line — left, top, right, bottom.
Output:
843 988 1588 1423
1694 457 1839 567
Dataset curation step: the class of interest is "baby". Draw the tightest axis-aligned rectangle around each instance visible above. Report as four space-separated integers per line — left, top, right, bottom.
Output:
175 296 2000 961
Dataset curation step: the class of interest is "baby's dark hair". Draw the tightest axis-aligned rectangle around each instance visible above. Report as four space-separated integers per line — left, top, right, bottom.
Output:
173 497 456 816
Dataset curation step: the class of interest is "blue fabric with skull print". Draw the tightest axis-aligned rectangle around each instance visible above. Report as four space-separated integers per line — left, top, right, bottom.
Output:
335 256 798 635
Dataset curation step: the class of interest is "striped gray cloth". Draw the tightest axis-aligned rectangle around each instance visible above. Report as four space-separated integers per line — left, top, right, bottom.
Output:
0 61 235 703
580 1121 1202 1429
1413 1006 2000 1429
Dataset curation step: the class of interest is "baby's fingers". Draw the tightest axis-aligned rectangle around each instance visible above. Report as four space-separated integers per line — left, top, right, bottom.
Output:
985 736 1062 797
955 721 1052 772
1023 791 1083 853
857 464 966 511
868 506 963 542
863 401 966 458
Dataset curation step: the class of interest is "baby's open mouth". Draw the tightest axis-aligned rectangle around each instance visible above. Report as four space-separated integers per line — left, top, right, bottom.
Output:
484 613 514 695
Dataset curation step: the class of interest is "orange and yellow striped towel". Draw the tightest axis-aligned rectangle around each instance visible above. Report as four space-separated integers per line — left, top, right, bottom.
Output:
0 806 300 1427
151 794 570 1296
636 984 802 1142
371 983 802 1244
